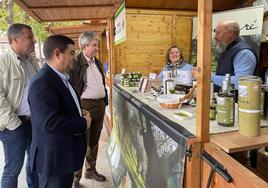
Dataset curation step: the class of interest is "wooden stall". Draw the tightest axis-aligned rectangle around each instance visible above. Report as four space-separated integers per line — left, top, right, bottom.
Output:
14 0 268 187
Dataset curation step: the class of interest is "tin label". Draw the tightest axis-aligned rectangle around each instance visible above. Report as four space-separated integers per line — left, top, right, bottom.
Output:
239 85 248 97
217 97 225 105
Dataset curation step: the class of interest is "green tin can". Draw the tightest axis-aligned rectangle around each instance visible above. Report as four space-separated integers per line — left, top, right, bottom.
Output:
238 76 261 110
238 76 261 136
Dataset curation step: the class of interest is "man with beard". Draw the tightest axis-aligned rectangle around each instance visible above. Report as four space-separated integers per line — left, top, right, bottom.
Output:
212 20 257 93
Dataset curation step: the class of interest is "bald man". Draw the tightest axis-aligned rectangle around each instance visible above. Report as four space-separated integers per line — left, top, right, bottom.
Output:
212 20 257 94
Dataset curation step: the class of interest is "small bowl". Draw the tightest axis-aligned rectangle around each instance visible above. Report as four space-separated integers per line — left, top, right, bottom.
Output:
173 110 193 120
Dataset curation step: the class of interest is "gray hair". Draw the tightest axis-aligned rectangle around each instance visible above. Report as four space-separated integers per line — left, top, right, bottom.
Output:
7 23 32 44
78 31 99 50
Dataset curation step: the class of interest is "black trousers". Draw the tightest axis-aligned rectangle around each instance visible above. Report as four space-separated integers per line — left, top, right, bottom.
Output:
74 98 106 181
38 173 73 188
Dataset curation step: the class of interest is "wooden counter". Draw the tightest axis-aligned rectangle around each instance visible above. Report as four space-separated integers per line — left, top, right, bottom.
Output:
211 127 268 153
118 85 268 155
113 84 268 187
118 85 268 135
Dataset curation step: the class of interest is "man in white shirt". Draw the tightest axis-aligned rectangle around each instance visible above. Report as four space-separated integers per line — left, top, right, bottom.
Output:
0 23 39 188
28 35 91 188
69 32 108 186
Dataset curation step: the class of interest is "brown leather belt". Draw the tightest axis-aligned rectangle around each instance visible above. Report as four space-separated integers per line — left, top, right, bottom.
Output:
81 98 104 103
18 115 31 123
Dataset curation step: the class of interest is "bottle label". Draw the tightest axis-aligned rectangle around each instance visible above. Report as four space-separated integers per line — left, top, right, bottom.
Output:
239 85 247 97
216 96 234 125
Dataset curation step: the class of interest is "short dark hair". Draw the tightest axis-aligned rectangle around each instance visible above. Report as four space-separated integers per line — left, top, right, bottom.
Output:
7 23 32 44
43 35 75 60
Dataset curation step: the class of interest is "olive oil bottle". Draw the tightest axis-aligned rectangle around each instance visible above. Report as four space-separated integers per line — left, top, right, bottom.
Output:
216 74 235 127
209 93 217 120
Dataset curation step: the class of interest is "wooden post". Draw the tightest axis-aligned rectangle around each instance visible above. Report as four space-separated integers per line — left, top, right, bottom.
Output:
108 18 115 130
184 138 202 188
99 34 103 61
196 0 212 143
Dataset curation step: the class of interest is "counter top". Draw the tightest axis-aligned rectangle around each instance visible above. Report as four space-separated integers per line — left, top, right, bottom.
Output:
210 127 268 153
117 85 268 136
116 84 268 153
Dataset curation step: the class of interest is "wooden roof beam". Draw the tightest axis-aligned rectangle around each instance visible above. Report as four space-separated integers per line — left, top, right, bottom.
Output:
14 0 42 22
26 4 114 9
34 17 112 22
30 5 113 11
82 19 108 24
47 25 106 31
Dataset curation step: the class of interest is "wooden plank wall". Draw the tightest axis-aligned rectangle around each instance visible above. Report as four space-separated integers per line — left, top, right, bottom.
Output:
100 33 109 65
114 9 196 75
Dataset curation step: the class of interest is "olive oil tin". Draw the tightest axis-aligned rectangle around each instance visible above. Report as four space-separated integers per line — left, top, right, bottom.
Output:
238 76 261 136
238 76 261 110
239 109 260 137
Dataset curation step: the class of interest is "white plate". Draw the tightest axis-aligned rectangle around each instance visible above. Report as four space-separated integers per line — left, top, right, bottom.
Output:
173 110 194 120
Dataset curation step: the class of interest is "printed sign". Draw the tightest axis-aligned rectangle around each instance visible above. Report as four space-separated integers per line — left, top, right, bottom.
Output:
190 6 264 70
114 3 126 45
192 6 264 39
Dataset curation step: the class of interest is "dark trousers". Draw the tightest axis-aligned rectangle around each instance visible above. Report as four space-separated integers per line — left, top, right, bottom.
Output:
38 173 73 188
74 99 105 181
0 119 39 188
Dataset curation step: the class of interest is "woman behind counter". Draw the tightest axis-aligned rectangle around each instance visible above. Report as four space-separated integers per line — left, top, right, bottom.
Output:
158 45 193 78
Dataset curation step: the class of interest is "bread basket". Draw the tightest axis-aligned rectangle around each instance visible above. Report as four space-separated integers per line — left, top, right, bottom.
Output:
157 85 196 109
157 94 183 109
159 102 181 109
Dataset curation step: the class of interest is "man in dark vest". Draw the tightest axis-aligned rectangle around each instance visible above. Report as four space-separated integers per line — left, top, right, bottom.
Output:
213 20 257 93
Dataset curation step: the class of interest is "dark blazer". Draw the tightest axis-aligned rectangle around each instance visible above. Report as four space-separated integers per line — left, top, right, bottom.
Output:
69 52 108 105
28 63 87 177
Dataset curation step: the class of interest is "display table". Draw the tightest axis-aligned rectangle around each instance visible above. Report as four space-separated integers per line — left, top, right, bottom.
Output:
118 85 267 135
108 84 268 188
107 84 195 188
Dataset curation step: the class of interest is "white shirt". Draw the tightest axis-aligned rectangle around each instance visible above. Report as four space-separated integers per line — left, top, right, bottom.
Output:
16 56 38 116
80 56 106 99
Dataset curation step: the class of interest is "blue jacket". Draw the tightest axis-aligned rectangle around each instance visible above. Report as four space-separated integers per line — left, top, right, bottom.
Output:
28 63 87 177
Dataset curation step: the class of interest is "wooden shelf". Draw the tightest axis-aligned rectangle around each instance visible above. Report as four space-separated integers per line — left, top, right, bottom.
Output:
211 127 268 153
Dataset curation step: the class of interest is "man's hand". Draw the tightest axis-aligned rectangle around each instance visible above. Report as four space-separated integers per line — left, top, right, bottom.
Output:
82 109 91 129
192 67 197 78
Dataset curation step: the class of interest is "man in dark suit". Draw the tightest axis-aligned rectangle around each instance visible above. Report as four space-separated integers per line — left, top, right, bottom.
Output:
28 35 91 188
69 31 108 186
